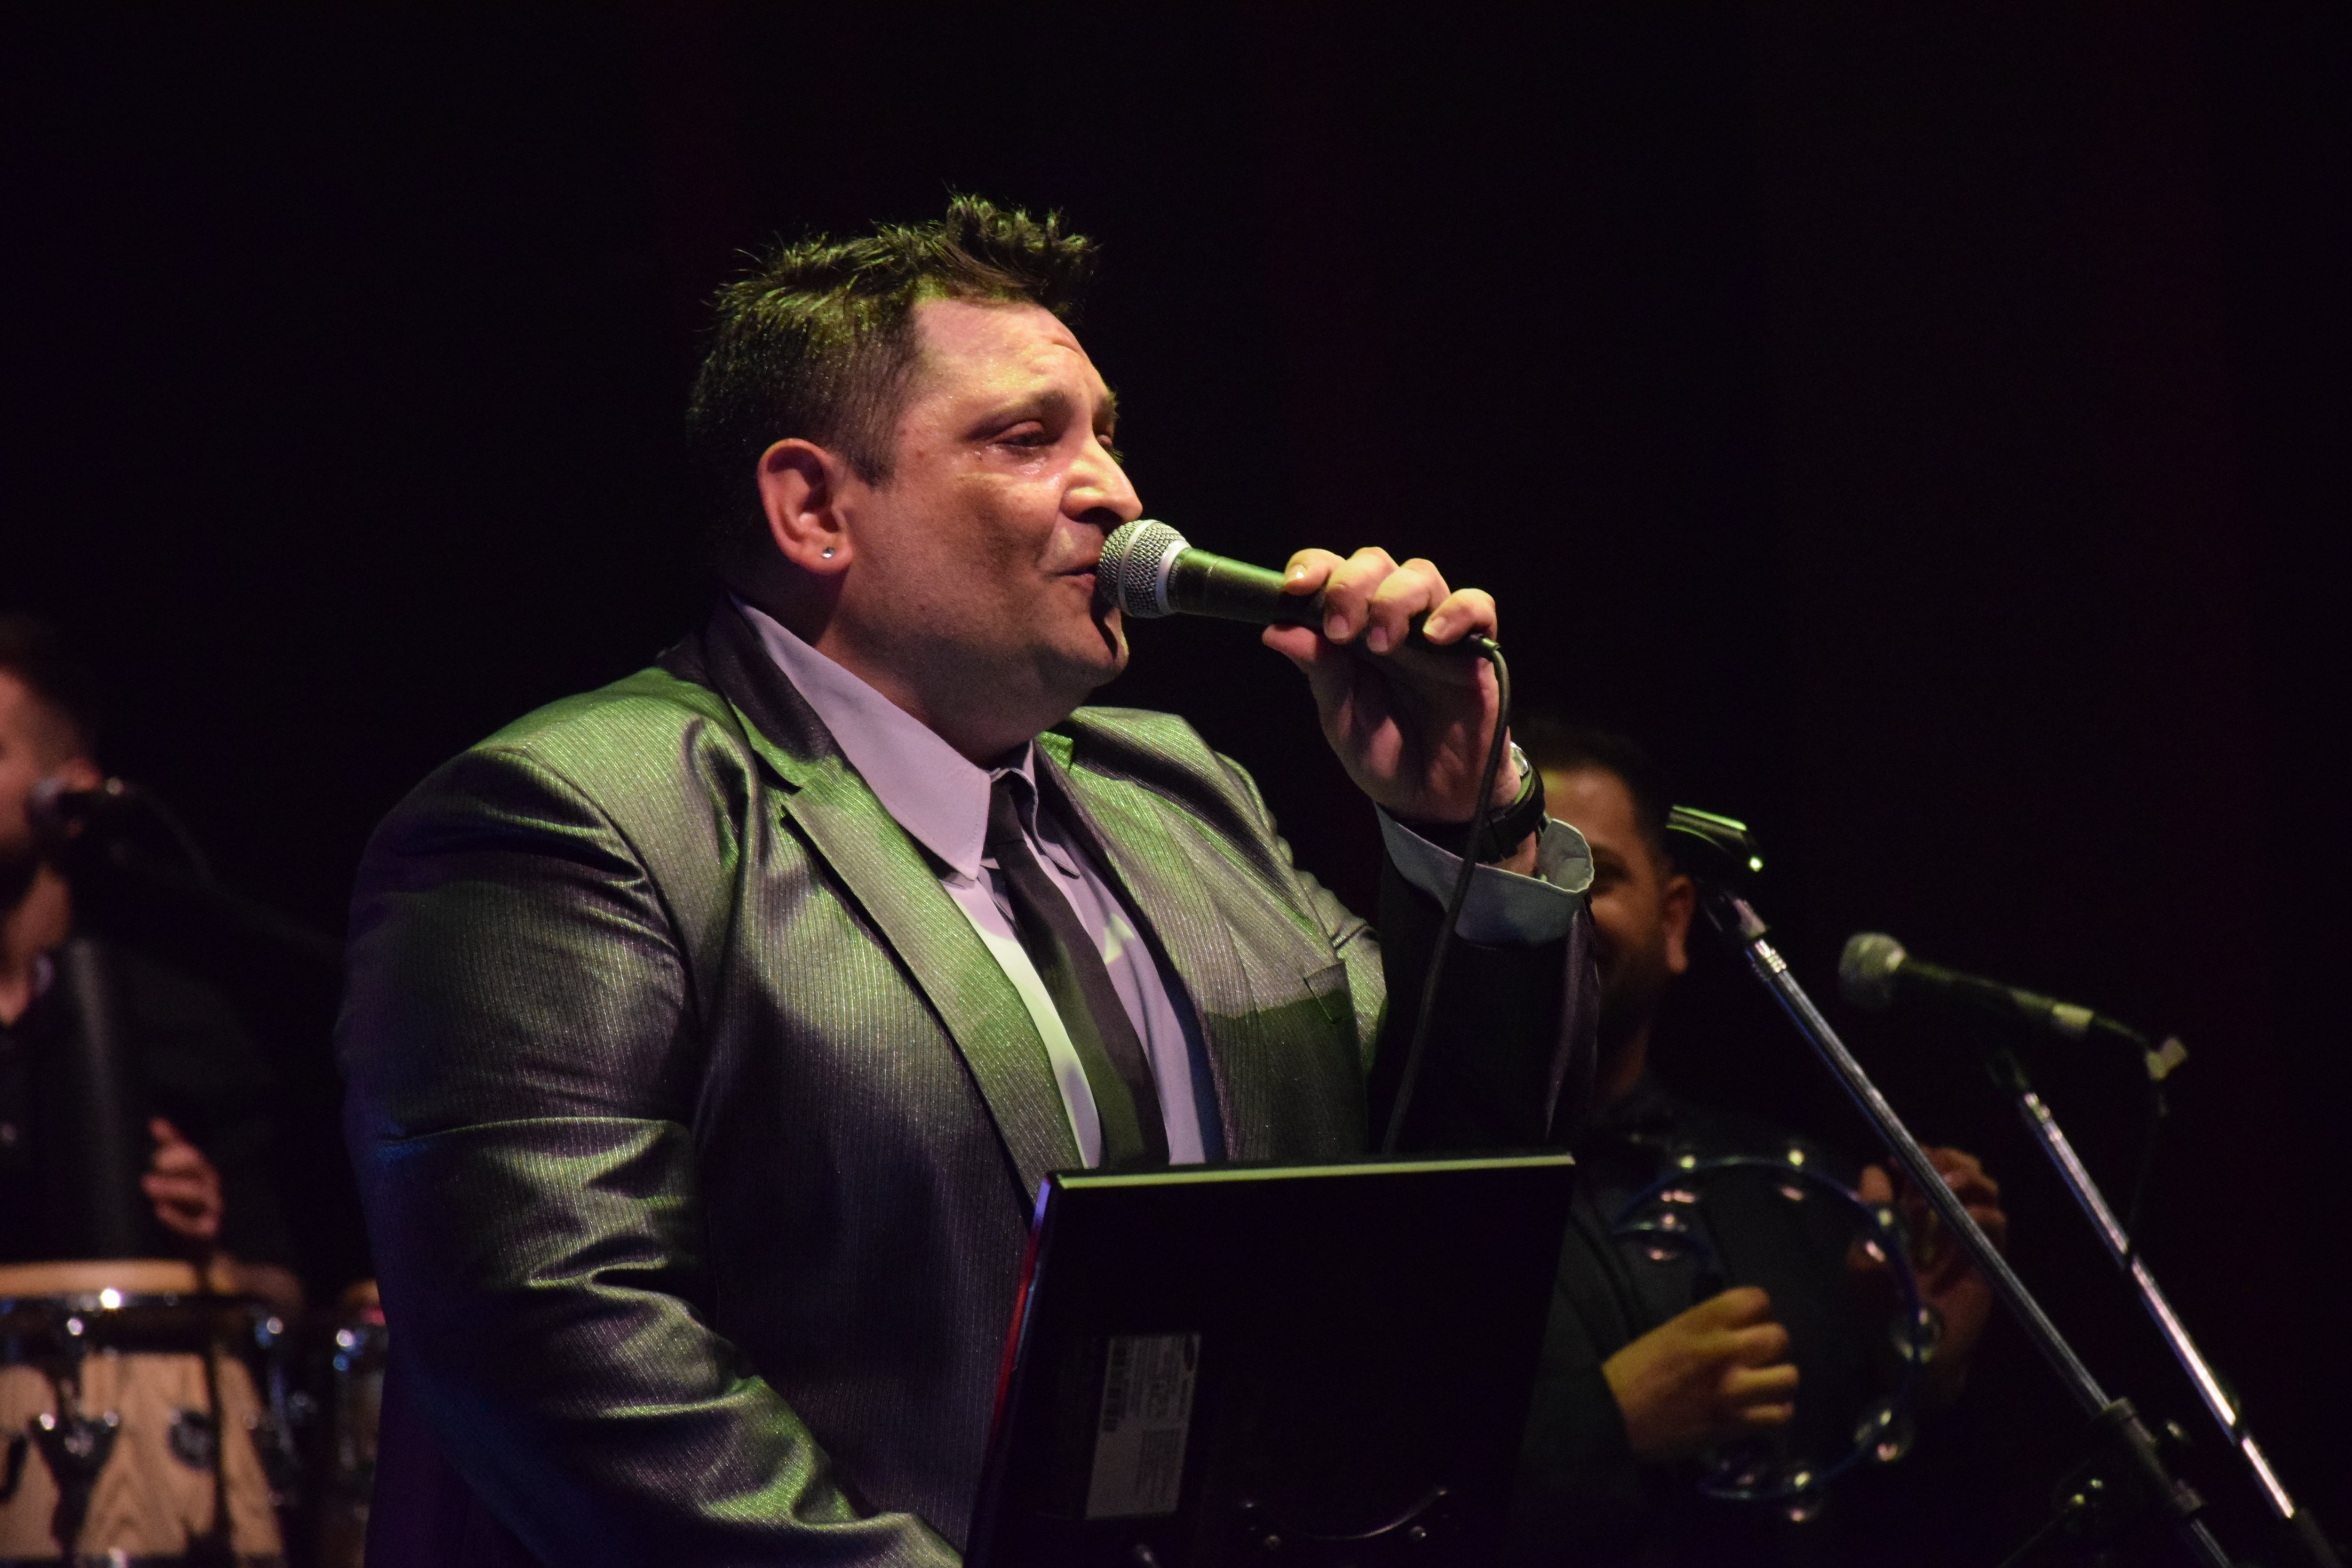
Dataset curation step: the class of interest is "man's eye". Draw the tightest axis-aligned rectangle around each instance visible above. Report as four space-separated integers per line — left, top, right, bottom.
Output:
996 426 1053 448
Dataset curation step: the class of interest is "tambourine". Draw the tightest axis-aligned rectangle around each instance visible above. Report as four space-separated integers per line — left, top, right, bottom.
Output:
1610 1152 1939 1511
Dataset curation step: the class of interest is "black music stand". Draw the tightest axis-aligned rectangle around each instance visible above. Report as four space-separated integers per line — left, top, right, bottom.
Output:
965 1153 1577 1568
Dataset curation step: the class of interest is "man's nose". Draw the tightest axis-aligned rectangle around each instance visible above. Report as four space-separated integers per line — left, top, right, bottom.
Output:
1069 436 1143 525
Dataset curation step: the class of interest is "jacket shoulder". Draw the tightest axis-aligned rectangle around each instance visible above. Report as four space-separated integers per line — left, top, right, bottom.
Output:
1053 705 1273 834
469 662 746 787
359 660 764 888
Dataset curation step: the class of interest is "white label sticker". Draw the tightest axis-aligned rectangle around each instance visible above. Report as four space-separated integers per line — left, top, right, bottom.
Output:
1084 1332 1199 1520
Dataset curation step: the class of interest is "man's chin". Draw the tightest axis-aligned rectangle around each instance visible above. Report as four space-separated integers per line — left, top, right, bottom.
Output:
1084 605 1130 679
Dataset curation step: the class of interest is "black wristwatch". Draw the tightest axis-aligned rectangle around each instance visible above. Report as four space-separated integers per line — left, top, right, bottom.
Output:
1394 743 1547 864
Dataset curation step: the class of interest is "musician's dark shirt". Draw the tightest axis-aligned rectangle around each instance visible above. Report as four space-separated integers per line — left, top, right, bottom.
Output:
0 942 292 1266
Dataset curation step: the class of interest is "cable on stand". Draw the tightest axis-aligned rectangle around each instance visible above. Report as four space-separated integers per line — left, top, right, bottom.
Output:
1662 806 2233 1568
1380 636 1510 1156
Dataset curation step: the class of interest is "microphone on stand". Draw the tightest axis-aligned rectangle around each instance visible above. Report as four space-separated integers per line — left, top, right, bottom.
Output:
1094 520 1494 654
1838 932 2186 1079
31 774 215 882
30 774 143 835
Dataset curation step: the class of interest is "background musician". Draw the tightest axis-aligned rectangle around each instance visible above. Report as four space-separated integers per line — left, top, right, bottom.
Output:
1510 723 2007 1565
0 613 302 1313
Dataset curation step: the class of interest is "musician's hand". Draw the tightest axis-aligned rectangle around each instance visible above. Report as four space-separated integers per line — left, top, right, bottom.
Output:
1603 1286 1799 1464
1858 1146 2005 1406
142 1117 223 1250
1262 549 1534 870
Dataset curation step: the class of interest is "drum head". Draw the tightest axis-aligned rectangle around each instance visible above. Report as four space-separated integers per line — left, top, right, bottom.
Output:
0 1259 207 1299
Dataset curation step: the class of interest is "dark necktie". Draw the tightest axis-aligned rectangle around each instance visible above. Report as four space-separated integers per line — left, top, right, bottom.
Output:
985 774 1168 1168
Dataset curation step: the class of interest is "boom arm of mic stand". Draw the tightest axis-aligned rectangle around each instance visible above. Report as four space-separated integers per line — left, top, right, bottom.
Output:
1692 883 2234 1568
1985 1051 2342 1568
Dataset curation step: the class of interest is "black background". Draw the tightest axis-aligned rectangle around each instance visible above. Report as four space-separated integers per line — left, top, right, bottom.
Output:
5 4 2344 1554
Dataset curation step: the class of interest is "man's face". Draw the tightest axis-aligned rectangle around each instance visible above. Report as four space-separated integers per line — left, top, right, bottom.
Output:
0 672 95 906
1544 764 1693 1055
829 298 1141 749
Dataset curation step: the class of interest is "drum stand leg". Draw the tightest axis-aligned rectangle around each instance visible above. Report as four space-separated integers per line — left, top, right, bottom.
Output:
187 1314 238 1567
29 1347 120 1560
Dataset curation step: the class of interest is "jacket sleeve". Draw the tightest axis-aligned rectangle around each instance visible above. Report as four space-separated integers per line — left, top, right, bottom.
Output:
339 743 958 1567
1202 743 1598 1149
1365 846 1600 1153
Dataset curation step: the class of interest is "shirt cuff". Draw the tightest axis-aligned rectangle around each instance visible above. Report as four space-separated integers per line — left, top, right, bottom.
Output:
1378 811 1592 945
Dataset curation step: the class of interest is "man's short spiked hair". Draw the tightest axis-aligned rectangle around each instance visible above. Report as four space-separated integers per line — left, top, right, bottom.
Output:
686 194 1101 572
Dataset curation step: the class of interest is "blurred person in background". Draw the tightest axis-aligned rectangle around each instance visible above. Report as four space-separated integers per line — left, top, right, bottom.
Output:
0 613 302 1313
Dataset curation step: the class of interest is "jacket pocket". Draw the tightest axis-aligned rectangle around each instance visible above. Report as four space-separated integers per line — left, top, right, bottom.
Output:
1301 960 1352 1027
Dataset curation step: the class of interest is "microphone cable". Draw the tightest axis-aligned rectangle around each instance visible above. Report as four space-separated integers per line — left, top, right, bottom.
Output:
1380 634 1509 1156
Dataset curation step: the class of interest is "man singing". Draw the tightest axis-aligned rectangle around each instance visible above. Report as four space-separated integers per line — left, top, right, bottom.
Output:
341 196 1596 1564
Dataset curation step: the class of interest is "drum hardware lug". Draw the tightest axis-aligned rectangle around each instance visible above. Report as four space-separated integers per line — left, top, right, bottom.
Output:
169 1407 220 1470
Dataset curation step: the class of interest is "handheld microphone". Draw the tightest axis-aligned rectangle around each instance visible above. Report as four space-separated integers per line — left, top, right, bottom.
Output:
1838 932 2187 1078
1095 519 1494 654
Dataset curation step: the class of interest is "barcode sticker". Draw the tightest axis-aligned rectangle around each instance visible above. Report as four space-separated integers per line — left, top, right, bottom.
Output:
1084 1332 1200 1519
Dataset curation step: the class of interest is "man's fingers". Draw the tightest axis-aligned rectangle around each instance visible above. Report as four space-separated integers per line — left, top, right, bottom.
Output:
1723 1361 1800 1404
142 1170 215 1203
1311 547 1401 645
1735 1400 1797 1431
149 1141 210 1176
1360 557 1448 653
150 1116 184 1146
1311 554 1497 653
143 1180 220 1239
1279 548 1345 593
1260 626 1356 719
1693 1285 1776 1328
1723 1320 1792 1367
1930 1147 2000 1204
1858 1163 1894 1206
1422 587 1497 646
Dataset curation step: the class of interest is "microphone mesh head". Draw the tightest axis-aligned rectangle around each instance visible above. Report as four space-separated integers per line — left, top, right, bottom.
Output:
1096 519 1188 619
1838 932 1908 1011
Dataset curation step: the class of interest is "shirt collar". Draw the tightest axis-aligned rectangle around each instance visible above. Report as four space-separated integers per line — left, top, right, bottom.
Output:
733 597 1035 882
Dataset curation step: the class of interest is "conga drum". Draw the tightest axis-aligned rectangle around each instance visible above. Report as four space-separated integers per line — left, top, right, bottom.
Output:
0 1259 288 1563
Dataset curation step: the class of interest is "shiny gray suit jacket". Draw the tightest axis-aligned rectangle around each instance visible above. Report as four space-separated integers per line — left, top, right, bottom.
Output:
341 604 1594 1566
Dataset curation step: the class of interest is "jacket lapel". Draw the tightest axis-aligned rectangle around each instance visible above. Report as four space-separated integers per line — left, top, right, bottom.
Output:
666 606 1083 1198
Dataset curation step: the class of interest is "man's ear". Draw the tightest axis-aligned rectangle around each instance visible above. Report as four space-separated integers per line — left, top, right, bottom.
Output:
1660 871 1696 977
755 438 855 574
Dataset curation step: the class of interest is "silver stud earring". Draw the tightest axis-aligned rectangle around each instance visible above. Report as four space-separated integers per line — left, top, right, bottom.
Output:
821 547 835 559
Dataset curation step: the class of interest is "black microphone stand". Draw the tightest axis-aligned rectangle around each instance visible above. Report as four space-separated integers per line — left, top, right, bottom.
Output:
1983 1048 2342 1568
1665 809 2233 1568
